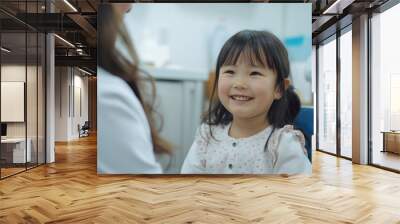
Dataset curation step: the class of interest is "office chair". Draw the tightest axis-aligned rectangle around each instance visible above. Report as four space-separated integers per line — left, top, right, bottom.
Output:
79 121 90 138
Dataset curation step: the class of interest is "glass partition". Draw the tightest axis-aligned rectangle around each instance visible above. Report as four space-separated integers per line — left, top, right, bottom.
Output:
1 30 28 177
0 1 46 179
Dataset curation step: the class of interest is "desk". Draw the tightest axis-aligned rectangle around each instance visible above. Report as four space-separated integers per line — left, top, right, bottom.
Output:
381 131 400 154
1 138 31 163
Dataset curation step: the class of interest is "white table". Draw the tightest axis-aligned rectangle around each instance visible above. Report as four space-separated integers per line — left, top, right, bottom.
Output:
1 138 31 163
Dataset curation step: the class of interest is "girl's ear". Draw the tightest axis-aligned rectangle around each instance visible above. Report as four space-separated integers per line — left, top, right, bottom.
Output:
274 78 291 100
284 78 291 91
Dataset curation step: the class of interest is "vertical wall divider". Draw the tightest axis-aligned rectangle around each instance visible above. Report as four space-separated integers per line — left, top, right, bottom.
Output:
316 45 319 151
69 69 71 118
44 4 47 165
36 0 39 168
60 68 62 117
0 24 2 179
25 0 28 171
336 28 341 157
367 10 373 165
73 68 75 118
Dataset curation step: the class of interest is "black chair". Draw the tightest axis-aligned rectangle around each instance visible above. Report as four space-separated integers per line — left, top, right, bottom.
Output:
79 121 90 138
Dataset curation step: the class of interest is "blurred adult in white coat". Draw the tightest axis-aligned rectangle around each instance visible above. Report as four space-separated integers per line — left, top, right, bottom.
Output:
97 4 171 174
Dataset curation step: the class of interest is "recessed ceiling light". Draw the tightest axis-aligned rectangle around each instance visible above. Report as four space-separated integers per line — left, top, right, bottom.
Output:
78 67 92 76
1 47 11 53
323 0 353 15
63 0 78 12
54 34 75 48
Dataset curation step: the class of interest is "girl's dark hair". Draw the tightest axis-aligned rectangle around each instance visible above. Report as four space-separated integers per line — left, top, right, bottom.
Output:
204 30 301 148
98 4 171 154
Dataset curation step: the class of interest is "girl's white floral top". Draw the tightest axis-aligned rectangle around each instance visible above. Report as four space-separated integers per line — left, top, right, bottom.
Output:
181 123 312 175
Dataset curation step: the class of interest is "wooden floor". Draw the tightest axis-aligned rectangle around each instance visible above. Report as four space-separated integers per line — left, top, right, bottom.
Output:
1 135 400 223
1 163 45 178
0 167 26 178
372 150 400 171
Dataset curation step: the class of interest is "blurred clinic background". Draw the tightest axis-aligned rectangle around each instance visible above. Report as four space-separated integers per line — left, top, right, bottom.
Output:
122 3 312 173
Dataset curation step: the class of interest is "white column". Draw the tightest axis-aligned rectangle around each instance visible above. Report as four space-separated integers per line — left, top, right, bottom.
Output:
45 0 55 163
352 14 369 164
46 32 55 163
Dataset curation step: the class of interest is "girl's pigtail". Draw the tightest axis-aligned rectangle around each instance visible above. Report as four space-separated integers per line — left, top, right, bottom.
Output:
264 85 301 152
284 85 301 125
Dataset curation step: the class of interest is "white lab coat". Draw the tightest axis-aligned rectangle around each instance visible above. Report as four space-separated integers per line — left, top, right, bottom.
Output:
97 67 162 174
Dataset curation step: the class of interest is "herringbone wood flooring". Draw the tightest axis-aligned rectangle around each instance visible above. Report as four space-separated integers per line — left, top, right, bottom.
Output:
1 134 400 223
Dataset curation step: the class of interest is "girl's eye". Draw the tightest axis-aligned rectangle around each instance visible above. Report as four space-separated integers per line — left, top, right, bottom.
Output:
224 70 235 75
250 71 263 76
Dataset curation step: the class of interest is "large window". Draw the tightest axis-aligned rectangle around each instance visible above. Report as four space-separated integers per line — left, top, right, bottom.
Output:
371 3 400 171
339 28 352 159
317 36 337 155
316 27 353 159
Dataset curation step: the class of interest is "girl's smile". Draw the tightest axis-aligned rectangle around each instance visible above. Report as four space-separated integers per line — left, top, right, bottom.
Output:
229 94 254 101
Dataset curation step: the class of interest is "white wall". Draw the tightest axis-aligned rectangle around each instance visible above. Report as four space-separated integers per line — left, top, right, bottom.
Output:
55 67 89 141
1 65 26 81
55 67 68 141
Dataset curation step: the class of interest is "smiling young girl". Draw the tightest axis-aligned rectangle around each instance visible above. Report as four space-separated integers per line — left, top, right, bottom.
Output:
181 30 311 175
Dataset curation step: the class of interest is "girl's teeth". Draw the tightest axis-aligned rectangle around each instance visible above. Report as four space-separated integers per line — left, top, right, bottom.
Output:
232 96 250 101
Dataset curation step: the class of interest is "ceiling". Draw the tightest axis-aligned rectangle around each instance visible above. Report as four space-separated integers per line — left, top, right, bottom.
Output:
1 0 98 73
0 0 393 75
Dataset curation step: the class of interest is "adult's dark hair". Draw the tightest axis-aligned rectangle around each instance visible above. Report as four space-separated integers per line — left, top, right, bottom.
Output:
98 4 171 154
204 30 301 148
